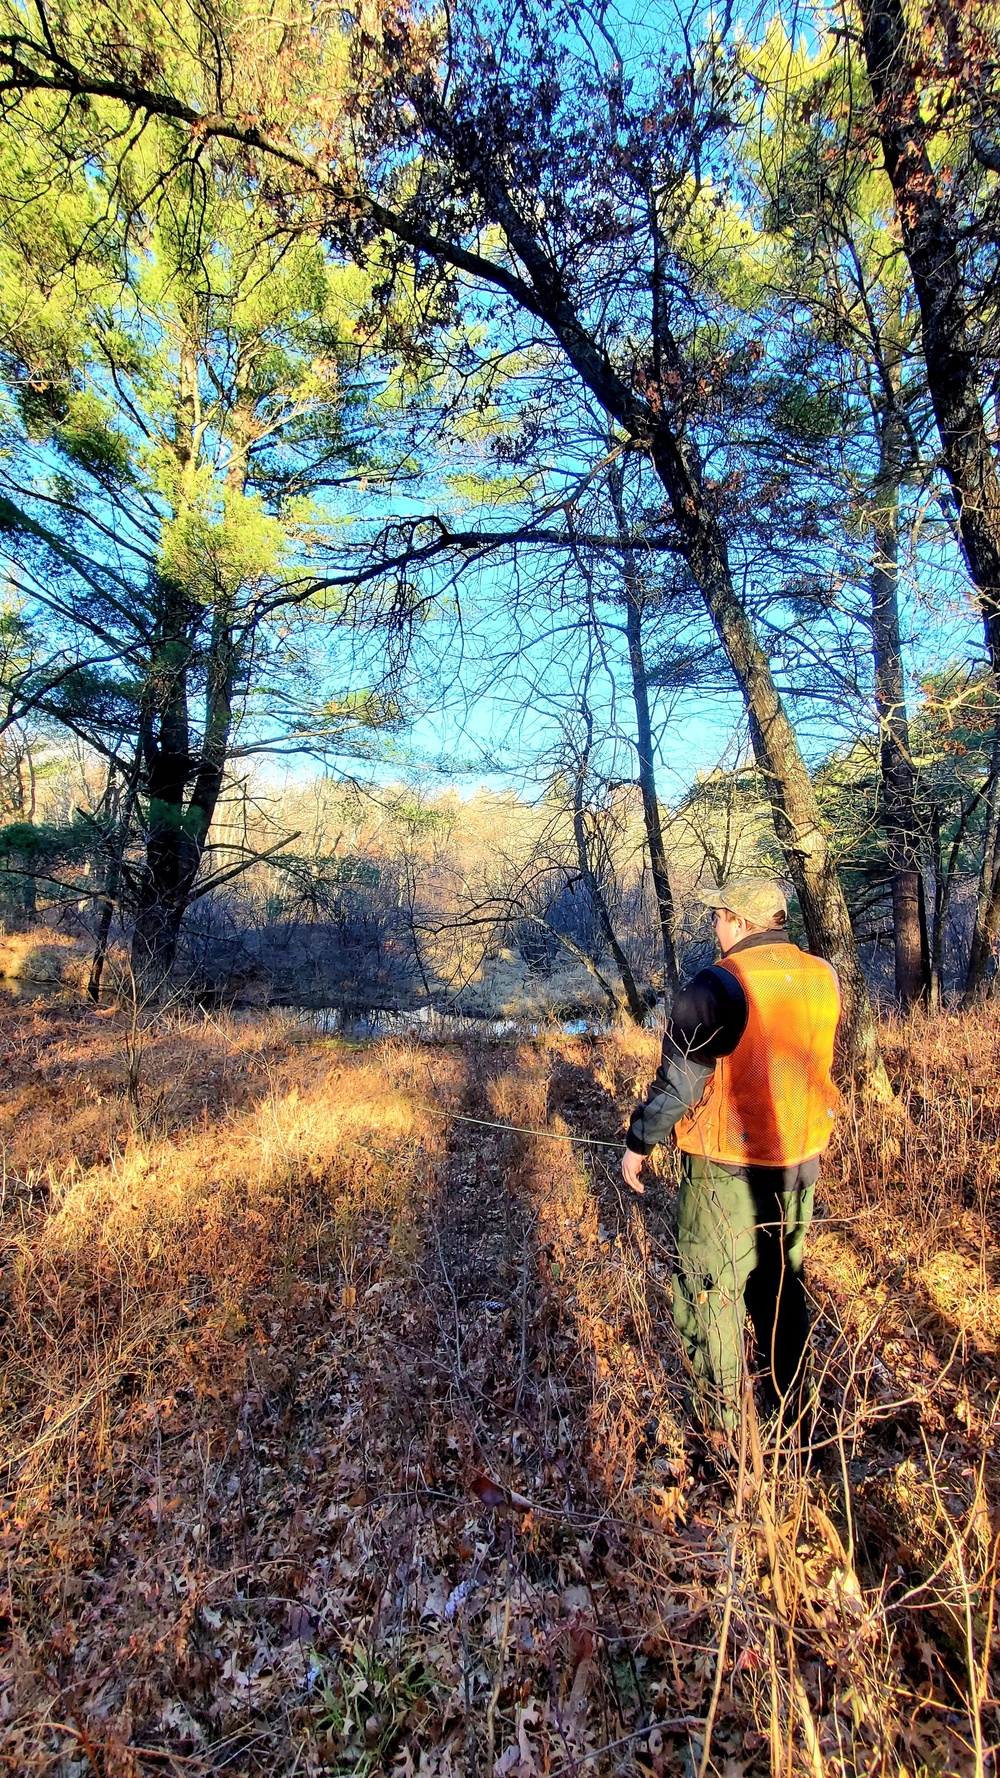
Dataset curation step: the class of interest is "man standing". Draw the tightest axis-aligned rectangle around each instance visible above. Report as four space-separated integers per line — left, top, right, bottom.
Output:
621 879 841 1436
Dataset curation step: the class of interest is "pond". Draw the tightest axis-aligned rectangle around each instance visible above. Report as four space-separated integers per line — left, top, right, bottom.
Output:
274 1004 622 1041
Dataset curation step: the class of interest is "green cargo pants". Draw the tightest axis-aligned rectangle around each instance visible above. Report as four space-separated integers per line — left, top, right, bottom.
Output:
672 1152 819 1431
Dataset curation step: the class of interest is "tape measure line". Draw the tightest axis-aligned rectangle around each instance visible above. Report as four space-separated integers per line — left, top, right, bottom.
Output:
411 1103 622 1150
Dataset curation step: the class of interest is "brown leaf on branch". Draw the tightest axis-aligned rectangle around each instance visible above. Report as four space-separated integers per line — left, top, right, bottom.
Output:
469 1471 535 1511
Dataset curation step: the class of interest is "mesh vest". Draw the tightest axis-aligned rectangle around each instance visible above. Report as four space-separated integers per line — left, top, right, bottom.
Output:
673 943 841 1167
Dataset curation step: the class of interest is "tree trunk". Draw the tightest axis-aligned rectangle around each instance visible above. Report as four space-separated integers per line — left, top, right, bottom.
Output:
130 833 199 992
131 348 244 993
607 462 680 993
131 589 197 991
870 400 929 1006
963 850 1000 1005
572 704 649 1025
647 428 889 1094
132 375 245 989
89 759 141 1004
930 794 981 1008
89 887 117 1004
858 0 1000 672
928 809 945 1011
130 587 237 993
962 718 1000 1003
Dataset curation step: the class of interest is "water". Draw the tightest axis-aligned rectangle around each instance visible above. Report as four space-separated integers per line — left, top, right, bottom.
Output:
271 1004 617 1042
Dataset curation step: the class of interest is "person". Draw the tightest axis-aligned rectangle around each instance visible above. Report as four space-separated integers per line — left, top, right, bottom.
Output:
621 878 841 1437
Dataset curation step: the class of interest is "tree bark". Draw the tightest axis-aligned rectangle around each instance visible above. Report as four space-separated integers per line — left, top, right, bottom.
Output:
646 427 889 1093
606 463 680 993
858 0 1000 671
929 793 982 1007
962 718 1000 1003
130 585 238 993
870 400 929 1006
130 631 198 987
572 703 649 1026
963 840 1000 1004
89 755 142 1004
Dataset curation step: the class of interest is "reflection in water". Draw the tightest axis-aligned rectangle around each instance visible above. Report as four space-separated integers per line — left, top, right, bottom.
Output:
264 1005 619 1041
0 978 663 1042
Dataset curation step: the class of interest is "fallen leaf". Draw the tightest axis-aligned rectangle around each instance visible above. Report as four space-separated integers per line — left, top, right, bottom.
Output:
470 1472 535 1511
286 1602 312 1640
471 1473 507 1508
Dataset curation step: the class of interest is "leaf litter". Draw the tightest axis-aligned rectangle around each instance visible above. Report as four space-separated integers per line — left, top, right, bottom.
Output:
0 999 998 1773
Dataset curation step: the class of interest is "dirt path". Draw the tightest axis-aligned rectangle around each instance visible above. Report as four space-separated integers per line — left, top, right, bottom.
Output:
276 1041 701 1777
313 1043 633 1775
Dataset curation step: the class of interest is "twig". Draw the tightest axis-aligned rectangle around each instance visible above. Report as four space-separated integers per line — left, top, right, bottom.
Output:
485 1582 513 1777
514 1238 532 1414
747 1397 824 1778
698 1393 750 1778
47 1721 102 1778
130 1750 206 1769
544 1719 706 1778
432 1211 463 1384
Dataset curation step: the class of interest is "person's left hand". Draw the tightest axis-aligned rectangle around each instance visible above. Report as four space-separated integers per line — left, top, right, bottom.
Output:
621 1148 646 1194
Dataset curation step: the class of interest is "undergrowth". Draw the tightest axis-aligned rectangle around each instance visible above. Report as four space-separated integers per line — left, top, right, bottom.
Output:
0 995 997 1775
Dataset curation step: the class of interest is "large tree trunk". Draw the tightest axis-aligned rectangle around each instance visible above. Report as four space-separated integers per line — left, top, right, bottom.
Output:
871 401 929 1006
858 0 1000 672
963 856 1000 1004
131 589 237 993
647 428 890 1094
131 812 201 992
131 589 196 991
606 463 680 994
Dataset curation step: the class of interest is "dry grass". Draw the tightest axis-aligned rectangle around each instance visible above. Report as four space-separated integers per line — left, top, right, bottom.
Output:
1 993 998 1776
535 1016 1000 1777
0 929 93 992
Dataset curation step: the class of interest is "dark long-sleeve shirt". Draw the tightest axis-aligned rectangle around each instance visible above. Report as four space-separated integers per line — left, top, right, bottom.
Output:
625 932 793 1155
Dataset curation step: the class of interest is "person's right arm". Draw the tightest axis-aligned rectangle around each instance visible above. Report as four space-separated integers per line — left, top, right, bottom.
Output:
623 965 749 1160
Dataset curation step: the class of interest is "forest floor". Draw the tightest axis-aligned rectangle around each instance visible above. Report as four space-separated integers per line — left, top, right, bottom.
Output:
1 995 998 1776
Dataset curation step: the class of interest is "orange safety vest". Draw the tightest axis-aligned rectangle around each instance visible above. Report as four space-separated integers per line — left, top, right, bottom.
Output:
673 942 841 1167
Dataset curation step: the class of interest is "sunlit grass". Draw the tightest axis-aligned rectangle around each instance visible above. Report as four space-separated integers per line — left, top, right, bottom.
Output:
1 993 998 1773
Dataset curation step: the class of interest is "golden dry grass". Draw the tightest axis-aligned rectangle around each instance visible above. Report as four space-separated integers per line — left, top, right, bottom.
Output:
0 994 998 1776
0 928 93 992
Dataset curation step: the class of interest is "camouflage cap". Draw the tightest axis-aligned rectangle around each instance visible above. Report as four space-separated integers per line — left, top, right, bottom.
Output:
694 876 788 925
